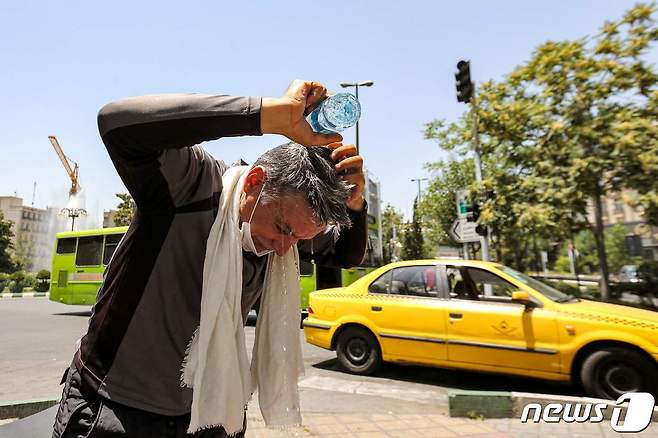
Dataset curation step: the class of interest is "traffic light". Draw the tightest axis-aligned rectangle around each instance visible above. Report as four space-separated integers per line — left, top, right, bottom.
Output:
466 202 480 222
455 60 473 103
468 202 487 235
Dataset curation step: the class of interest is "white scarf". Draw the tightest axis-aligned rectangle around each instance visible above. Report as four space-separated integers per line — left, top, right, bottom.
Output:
181 165 304 435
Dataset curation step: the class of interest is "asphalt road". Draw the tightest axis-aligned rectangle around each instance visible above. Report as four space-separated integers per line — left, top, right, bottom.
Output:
0 297 583 407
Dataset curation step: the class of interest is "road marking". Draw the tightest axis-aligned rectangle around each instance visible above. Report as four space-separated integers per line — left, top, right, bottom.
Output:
298 375 445 404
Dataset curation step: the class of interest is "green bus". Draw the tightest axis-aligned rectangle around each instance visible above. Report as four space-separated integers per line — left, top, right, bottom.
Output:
49 227 372 311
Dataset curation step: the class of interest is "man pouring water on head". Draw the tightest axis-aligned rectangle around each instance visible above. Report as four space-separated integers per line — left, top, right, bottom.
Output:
52 80 368 438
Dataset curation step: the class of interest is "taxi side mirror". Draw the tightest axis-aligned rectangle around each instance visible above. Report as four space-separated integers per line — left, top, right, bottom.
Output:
511 290 535 308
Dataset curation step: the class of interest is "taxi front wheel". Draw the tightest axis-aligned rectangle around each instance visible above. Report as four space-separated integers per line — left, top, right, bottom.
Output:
580 347 658 400
336 326 382 375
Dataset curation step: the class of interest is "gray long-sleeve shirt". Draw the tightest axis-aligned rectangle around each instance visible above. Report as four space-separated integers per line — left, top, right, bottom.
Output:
73 93 367 415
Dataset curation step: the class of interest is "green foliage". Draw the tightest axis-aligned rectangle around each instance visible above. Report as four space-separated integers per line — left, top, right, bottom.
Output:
401 200 427 260
418 159 475 247
0 272 9 292
381 204 404 264
584 285 602 298
638 260 658 285
114 193 136 227
0 211 19 274
9 271 27 293
34 269 51 292
604 225 642 273
554 256 572 274
10 271 25 283
559 224 641 274
24 274 35 288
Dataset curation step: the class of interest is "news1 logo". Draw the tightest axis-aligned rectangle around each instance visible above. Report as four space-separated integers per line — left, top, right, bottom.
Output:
521 393 655 433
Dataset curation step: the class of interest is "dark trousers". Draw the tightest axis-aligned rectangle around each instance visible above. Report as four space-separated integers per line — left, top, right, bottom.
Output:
52 364 245 438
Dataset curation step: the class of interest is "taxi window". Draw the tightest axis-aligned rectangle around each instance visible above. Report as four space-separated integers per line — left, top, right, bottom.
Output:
446 265 516 300
368 270 392 294
466 268 516 298
390 266 438 297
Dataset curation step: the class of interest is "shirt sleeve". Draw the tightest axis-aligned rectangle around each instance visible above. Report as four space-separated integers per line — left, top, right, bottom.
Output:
97 93 261 211
298 203 369 268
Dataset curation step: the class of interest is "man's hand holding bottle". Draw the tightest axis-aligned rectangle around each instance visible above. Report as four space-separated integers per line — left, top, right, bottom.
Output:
260 80 365 211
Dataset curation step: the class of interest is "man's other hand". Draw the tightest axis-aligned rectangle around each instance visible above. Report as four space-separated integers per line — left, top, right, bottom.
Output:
329 142 365 212
261 80 344 147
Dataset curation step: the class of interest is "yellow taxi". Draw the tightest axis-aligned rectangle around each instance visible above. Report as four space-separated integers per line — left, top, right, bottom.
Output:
303 260 658 400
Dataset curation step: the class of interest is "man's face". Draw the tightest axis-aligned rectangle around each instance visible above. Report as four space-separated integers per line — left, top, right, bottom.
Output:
240 167 326 256
250 195 325 256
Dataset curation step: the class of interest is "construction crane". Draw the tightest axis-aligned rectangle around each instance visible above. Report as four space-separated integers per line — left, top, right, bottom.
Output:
49 135 86 230
48 135 81 197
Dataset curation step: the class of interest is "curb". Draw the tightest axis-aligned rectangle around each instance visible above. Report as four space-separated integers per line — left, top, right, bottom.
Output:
448 390 512 418
448 390 658 422
0 398 60 420
0 292 49 299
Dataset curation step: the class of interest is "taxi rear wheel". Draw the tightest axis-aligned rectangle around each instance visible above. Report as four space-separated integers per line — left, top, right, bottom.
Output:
336 327 381 375
581 347 658 400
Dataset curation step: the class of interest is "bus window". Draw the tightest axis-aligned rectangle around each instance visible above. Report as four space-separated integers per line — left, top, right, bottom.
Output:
76 236 104 266
103 233 124 265
299 260 313 276
56 238 77 254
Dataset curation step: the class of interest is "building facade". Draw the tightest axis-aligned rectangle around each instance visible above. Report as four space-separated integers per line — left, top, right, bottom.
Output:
363 169 383 266
0 196 67 272
587 190 658 261
103 210 117 228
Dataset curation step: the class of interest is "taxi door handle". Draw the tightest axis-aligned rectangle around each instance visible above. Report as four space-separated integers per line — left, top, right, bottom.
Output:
371 306 383 312
449 313 462 319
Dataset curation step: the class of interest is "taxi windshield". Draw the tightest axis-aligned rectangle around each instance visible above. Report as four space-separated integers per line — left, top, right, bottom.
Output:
499 266 574 302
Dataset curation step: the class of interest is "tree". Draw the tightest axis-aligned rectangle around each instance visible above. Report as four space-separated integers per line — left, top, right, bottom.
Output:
424 4 658 297
623 89 658 225
381 204 404 264
401 199 426 260
114 193 136 226
0 211 18 273
504 4 657 298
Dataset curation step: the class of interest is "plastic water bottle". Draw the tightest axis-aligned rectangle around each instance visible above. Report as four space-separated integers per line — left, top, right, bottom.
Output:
306 93 361 134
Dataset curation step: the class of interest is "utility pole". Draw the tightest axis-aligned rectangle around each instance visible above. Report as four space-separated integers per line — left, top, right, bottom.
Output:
455 60 490 261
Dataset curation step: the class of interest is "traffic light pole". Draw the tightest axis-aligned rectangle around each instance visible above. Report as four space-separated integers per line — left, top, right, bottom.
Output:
455 59 489 262
471 92 490 262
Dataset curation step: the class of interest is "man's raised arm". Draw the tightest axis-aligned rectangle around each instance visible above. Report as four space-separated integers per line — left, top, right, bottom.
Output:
97 81 344 211
98 94 263 154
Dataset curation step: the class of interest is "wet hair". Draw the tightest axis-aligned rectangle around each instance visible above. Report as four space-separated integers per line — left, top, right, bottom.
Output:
253 142 352 227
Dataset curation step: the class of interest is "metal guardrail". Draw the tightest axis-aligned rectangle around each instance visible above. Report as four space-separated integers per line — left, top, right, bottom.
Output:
529 272 599 286
529 272 600 282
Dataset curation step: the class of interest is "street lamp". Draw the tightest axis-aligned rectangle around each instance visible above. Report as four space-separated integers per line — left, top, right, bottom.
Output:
410 178 428 202
60 207 87 231
339 80 374 154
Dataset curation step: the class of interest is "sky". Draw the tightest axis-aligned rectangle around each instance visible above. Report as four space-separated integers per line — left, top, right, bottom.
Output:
1 0 655 225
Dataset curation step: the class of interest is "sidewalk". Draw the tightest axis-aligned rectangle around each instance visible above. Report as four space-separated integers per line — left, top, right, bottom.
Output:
245 410 658 437
242 386 658 437
2 389 657 437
